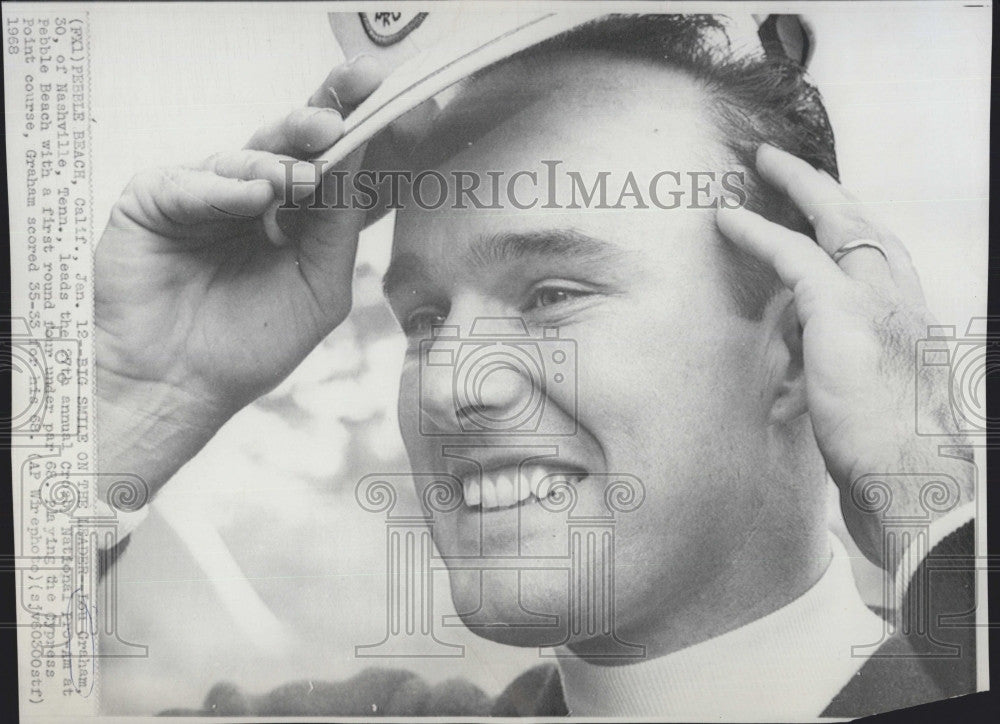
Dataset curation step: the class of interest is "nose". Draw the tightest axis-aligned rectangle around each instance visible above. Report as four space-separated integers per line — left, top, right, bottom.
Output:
418 316 542 435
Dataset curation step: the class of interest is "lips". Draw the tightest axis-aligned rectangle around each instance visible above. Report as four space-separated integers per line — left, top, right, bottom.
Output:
461 465 587 510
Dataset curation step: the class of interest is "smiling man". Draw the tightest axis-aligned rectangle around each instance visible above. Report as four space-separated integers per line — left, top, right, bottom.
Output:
95 13 977 719
388 45 835 662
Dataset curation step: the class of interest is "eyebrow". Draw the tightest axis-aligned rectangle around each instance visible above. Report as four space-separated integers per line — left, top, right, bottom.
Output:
381 228 624 299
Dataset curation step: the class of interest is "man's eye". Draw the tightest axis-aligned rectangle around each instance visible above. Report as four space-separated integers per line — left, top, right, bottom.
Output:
528 286 588 310
403 308 447 338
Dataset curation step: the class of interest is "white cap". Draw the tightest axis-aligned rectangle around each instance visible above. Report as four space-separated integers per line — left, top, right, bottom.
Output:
322 12 812 163
270 11 814 223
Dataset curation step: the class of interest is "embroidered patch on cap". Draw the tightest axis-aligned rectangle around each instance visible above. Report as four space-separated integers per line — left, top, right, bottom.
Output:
360 12 428 46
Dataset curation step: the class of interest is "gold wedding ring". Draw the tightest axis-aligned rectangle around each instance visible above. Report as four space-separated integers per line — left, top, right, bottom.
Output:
831 239 889 265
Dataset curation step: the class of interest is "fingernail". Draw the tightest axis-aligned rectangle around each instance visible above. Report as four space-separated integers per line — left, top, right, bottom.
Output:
324 85 345 113
313 106 343 119
348 53 375 67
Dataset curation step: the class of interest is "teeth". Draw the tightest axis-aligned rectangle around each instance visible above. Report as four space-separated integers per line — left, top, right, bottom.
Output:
463 479 481 507
481 475 499 509
462 466 587 510
495 473 515 508
516 470 532 500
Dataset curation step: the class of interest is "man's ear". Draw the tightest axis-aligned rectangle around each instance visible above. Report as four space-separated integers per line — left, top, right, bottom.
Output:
765 296 808 425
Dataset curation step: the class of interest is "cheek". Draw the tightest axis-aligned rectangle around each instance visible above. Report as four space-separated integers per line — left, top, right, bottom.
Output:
573 297 755 460
396 358 422 451
571 295 766 543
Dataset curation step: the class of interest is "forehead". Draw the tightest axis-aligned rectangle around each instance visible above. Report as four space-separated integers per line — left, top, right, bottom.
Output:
392 51 726 266
412 51 718 174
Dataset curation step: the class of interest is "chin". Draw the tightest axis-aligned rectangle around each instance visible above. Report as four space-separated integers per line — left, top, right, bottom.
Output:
459 617 561 648
444 567 613 649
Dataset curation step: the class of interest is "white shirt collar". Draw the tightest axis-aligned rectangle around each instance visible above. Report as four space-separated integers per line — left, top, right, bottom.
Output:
555 533 886 721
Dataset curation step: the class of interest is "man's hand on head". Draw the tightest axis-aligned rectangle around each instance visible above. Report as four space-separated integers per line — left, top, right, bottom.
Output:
716 144 975 566
95 56 386 500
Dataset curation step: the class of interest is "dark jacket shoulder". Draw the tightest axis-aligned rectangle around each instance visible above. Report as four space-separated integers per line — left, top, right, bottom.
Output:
823 520 976 717
491 663 566 716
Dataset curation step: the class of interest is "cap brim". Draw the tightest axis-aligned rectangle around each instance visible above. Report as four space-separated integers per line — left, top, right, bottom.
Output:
317 11 608 170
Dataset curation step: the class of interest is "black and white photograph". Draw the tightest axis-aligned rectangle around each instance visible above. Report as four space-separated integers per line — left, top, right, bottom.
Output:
4 1 991 720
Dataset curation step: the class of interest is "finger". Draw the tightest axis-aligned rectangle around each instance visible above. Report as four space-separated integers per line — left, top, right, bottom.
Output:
245 106 344 156
124 167 274 231
816 168 924 298
716 206 849 318
275 145 371 309
307 54 386 113
815 171 904 276
198 150 325 194
829 243 896 287
819 169 858 202
253 55 386 246
272 143 371 251
756 144 897 286
756 144 861 254
820 177 925 301
246 56 383 155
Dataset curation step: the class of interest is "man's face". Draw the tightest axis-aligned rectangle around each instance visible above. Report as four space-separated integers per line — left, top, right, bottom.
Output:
385 55 778 651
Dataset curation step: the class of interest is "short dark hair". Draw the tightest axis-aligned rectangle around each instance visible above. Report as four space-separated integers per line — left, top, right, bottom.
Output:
511 14 839 319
